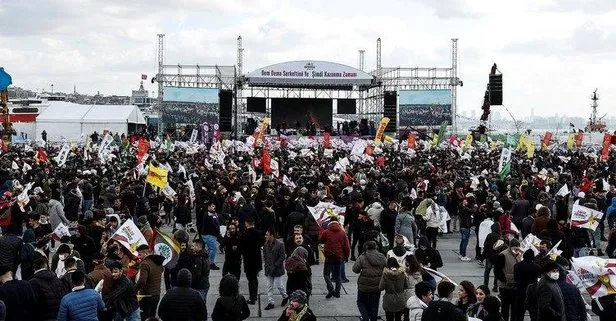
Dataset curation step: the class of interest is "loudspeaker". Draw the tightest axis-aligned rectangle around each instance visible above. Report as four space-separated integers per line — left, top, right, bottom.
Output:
384 91 397 132
219 90 233 131
488 74 502 105
337 99 357 114
247 97 266 113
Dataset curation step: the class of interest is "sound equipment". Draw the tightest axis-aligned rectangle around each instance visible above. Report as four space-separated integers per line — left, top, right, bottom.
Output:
219 90 233 131
488 74 502 105
384 91 397 132
337 99 357 114
247 97 266 113
360 118 369 135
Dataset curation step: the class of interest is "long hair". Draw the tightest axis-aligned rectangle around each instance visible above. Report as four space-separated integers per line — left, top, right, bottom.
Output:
459 280 477 303
405 255 422 274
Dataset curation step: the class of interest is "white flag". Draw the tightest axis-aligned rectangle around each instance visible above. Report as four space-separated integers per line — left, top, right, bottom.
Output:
178 164 187 179
110 219 148 256
498 148 512 172
571 203 604 231
270 159 279 177
556 184 570 197
162 184 176 198
55 144 70 167
282 175 296 188
22 162 32 174
189 129 198 143
308 201 346 227
351 140 367 156
52 222 71 241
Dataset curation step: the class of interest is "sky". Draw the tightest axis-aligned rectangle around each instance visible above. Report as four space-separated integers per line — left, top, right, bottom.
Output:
1 0 615 119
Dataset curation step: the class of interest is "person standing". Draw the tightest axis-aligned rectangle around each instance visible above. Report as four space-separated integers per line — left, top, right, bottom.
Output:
285 247 312 301
534 262 566 321
394 202 417 248
319 217 350 299
134 244 165 320
264 229 288 310
191 238 211 313
201 201 222 270
29 257 68 321
222 222 242 279
556 270 587 321
353 240 386 321
407 281 433 321
158 269 207 321
421 281 466 321
104 261 140 321
458 194 477 262
494 238 522 321
277 290 317 321
424 200 442 249
513 249 540 321
241 217 264 305
57 271 105 321
211 274 251 321
380 258 409 321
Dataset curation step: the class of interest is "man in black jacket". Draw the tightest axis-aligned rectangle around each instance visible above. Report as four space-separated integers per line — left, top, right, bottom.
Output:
240 217 264 304
29 257 68 321
191 239 211 313
104 260 140 321
221 222 242 279
0 265 37 321
0 225 22 274
158 269 207 321
421 281 466 321
514 249 540 321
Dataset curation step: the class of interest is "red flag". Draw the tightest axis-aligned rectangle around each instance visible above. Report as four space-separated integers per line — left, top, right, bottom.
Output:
0 201 12 227
365 145 374 156
448 134 458 146
262 149 271 175
407 134 416 149
376 156 385 167
601 133 611 161
279 136 288 148
137 138 150 163
36 147 49 163
542 132 553 150
141 74 147 80
343 172 355 184
575 131 584 147
323 132 331 149
252 130 259 147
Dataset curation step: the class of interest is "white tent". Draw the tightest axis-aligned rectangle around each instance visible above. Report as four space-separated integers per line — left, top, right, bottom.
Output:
36 101 146 141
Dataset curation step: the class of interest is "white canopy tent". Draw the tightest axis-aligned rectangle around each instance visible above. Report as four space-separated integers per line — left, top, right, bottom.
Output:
36 101 146 141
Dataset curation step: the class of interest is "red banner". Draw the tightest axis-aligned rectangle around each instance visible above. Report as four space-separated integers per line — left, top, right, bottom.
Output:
137 138 150 163
542 132 552 150
575 131 584 147
407 135 416 149
601 133 611 161
262 149 271 175
323 132 331 149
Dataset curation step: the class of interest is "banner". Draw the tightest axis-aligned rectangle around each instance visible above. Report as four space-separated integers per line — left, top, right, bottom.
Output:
567 134 575 150
111 219 149 256
52 222 71 241
374 117 390 145
407 134 416 149
262 149 271 175
498 148 512 173
136 138 150 164
601 133 611 161
520 233 541 255
571 256 616 298
308 201 346 228
424 266 457 286
282 175 296 188
575 131 584 148
542 132 552 151
256 117 271 146
36 147 49 164
556 184 570 197
146 164 169 188
464 134 473 149
189 129 198 143
571 203 604 230
527 142 535 159
506 134 518 148
161 184 176 198
55 144 70 167
152 228 181 268
323 132 331 149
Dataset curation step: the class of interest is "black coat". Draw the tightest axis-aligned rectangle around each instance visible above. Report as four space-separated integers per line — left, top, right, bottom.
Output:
103 275 139 318
286 268 312 297
29 270 68 321
285 211 306 236
211 295 250 321
421 300 466 321
514 259 541 295
0 279 37 321
158 287 207 321
0 234 22 272
557 280 586 321
241 227 264 274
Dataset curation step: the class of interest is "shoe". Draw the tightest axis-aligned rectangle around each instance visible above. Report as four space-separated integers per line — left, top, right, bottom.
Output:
265 303 275 310
333 292 341 298
247 299 256 305
460 256 471 262
342 278 350 283
210 264 221 270
326 292 333 299
281 297 288 307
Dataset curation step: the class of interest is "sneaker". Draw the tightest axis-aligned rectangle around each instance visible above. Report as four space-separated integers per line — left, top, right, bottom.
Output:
333 292 341 298
460 256 472 262
281 297 288 307
265 303 275 310
325 292 333 299
210 264 221 270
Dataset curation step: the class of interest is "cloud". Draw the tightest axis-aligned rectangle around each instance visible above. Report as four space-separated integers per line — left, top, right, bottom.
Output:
415 0 482 19
534 0 616 14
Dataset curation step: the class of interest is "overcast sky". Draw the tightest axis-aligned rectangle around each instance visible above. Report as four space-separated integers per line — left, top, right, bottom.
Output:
1 0 615 119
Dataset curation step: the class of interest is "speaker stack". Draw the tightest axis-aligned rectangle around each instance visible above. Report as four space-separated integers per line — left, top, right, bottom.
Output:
384 91 397 132
219 90 233 131
488 74 502 105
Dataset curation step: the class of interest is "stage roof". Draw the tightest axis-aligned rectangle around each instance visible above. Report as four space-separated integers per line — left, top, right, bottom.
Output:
245 60 375 88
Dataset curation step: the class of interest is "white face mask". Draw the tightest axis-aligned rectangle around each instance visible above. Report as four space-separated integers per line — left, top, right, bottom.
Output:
548 272 560 280
59 254 68 261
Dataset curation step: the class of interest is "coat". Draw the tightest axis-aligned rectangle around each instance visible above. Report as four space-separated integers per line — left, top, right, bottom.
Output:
276 306 317 321
103 275 139 318
319 221 350 263
395 211 417 243
192 250 210 290
0 279 37 321
0 234 22 272
29 269 69 321
495 248 521 290
158 287 207 321
407 296 428 321
286 269 312 297
379 267 409 312
135 254 165 296
48 199 69 230
57 288 105 321
421 299 466 321
264 239 286 277
241 227 264 274
557 280 587 321
352 249 386 293
536 277 566 321
211 295 250 321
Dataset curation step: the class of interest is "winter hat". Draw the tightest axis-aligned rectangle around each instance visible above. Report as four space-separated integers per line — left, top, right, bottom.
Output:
289 290 308 306
492 201 501 209
84 210 94 220
177 268 192 287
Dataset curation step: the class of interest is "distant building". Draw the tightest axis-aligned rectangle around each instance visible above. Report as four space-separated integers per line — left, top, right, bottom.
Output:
130 81 155 108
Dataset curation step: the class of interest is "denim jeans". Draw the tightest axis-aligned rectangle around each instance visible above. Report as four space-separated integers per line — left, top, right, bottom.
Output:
266 275 287 304
357 291 380 321
82 199 93 214
114 308 140 321
202 234 218 263
484 259 497 289
459 228 471 257
324 262 342 294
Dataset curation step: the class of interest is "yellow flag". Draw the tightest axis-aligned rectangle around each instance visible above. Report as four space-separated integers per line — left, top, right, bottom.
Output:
517 134 527 151
384 135 395 145
567 134 575 149
464 134 473 149
146 164 169 188
432 134 439 146
374 117 390 145
527 142 535 158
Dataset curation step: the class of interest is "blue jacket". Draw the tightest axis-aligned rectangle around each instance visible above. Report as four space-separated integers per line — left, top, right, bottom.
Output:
607 197 616 218
58 288 104 321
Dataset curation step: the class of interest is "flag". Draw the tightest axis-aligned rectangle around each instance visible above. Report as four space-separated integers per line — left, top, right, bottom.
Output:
270 158 279 177
527 142 535 159
448 134 458 146
575 131 584 148
520 233 541 255
464 134 473 149
282 175 296 188
52 222 71 241
570 256 616 298
54 144 70 167
11 161 18 170
308 201 346 228
141 74 147 80
571 203 604 230
384 135 395 145
498 148 512 173
146 164 169 188
16 183 32 211
36 147 48 164
0 200 12 227
111 219 149 256
136 138 150 164
343 172 355 184
436 122 447 146
256 117 271 146
161 184 176 198
506 134 518 148
374 117 390 145
556 184 570 197
152 228 181 268
262 149 271 175
499 161 511 181
542 132 552 151
424 266 457 286
567 134 575 150
601 133 611 161
407 134 416 149
189 129 198 143
323 132 331 149
351 140 367 156
177 164 187 180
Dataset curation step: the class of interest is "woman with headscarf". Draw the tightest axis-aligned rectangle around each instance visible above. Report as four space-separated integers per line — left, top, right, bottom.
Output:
212 274 250 321
285 247 312 300
278 290 317 321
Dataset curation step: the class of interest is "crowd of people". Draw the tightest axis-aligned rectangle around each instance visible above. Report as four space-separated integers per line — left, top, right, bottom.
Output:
0 128 614 321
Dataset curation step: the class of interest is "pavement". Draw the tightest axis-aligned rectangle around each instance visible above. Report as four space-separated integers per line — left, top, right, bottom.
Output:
199 231 601 321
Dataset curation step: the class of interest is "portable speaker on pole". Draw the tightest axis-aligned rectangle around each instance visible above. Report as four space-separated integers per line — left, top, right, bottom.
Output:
384 91 397 132
219 90 233 131
488 74 502 105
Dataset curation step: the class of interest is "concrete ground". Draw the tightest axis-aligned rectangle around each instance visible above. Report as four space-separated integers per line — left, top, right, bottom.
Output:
202 232 600 321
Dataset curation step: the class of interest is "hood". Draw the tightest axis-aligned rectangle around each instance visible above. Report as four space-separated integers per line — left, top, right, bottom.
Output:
364 249 387 267
23 229 36 243
145 254 165 266
392 245 408 257
327 221 342 232
418 236 431 249
407 295 427 310
382 267 405 278
33 269 58 281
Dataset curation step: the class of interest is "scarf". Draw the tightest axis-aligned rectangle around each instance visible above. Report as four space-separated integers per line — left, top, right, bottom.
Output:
285 247 308 272
286 304 309 321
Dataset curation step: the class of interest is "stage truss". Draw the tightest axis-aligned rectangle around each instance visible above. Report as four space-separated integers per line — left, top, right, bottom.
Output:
154 37 461 136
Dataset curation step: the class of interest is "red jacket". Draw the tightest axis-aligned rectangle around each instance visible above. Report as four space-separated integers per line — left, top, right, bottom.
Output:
319 222 350 262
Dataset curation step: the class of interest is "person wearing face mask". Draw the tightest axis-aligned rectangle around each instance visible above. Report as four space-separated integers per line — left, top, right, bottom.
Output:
513 249 540 321
222 222 243 280
414 237 443 271
493 238 522 321
534 262 566 321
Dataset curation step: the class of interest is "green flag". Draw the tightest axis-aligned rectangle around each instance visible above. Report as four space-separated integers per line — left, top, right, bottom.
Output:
436 122 447 146
499 161 511 181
